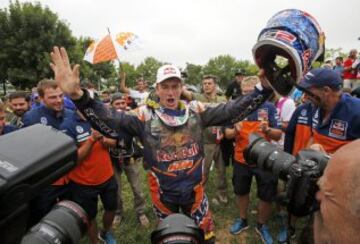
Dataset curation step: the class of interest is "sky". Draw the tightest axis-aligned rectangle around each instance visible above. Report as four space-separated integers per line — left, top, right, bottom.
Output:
1 0 359 68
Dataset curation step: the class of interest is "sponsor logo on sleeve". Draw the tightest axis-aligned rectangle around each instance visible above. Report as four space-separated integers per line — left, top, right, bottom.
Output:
40 117 48 125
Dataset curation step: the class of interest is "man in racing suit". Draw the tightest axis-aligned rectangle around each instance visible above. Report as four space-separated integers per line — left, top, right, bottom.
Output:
50 47 273 243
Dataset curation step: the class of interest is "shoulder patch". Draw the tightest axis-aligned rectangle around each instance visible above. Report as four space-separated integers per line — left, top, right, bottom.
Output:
40 117 48 125
76 125 84 134
301 108 307 117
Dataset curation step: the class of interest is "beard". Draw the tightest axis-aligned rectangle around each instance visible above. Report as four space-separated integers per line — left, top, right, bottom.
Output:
14 110 26 117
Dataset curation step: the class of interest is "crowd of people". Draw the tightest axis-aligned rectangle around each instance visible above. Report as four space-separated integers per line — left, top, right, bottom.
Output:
0 47 360 244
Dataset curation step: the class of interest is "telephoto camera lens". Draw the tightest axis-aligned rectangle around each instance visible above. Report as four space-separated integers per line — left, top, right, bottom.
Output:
151 214 204 244
21 200 89 244
244 133 297 180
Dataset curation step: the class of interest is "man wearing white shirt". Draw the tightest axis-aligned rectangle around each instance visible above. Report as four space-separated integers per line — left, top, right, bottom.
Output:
119 72 149 105
274 95 296 148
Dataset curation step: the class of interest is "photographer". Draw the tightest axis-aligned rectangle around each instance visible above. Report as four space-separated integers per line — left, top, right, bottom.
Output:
297 68 360 154
314 139 360 244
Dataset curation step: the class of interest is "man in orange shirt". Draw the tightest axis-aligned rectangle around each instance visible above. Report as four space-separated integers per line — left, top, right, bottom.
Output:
61 112 118 244
225 76 282 244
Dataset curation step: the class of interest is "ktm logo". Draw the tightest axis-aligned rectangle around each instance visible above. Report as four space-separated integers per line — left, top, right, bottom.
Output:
168 160 193 172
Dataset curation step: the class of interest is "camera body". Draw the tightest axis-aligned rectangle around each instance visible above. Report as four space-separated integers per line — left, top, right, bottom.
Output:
0 124 88 244
244 134 329 217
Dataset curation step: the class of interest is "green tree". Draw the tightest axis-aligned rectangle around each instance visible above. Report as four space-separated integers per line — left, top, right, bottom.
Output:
324 47 347 60
119 62 137 88
136 57 163 84
184 63 203 86
0 1 79 90
203 55 257 89
0 8 9 90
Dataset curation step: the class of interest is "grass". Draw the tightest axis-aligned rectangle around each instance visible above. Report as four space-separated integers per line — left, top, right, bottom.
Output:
81 164 306 243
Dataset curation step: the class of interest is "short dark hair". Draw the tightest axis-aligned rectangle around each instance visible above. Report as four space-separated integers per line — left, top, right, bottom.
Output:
335 56 343 62
110 93 125 104
235 69 246 76
136 78 146 84
202 75 217 83
9 91 31 102
81 80 96 89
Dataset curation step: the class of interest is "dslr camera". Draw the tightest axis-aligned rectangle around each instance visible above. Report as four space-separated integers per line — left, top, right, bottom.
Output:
0 125 89 244
244 134 330 217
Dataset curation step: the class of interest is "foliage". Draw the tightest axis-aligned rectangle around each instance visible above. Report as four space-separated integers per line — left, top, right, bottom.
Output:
119 62 137 88
202 55 259 89
136 57 163 83
324 47 347 60
0 1 78 89
184 63 203 86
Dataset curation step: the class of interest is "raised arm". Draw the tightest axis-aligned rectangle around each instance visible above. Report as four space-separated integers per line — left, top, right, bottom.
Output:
200 83 273 127
50 47 144 139
50 47 83 100
181 86 194 101
72 89 144 139
119 71 130 94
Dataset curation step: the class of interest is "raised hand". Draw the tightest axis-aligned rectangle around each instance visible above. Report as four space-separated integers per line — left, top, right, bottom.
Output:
120 71 126 82
50 46 83 100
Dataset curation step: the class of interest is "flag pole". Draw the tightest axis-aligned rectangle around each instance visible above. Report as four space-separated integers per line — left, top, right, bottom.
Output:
107 27 122 68
108 27 123 92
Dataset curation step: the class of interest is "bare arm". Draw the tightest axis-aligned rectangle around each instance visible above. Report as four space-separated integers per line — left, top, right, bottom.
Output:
101 137 117 148
224 127 236 139
199 70 273 127
119 71 130 94
181 86 193 101
225 122 242 139
77 130 103 162
263 126 283 141
50 47 144 140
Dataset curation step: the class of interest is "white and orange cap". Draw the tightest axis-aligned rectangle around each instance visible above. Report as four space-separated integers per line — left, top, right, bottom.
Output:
155 64 182 85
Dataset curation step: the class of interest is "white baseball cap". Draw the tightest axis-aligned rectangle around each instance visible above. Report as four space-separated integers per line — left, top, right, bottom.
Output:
155 64 182 85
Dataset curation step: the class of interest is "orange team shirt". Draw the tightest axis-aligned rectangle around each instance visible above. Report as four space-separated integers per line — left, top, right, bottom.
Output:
69 139 114 185
284 103 314 156
311 94 360 154
233 102 279 164
60 114 114 185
